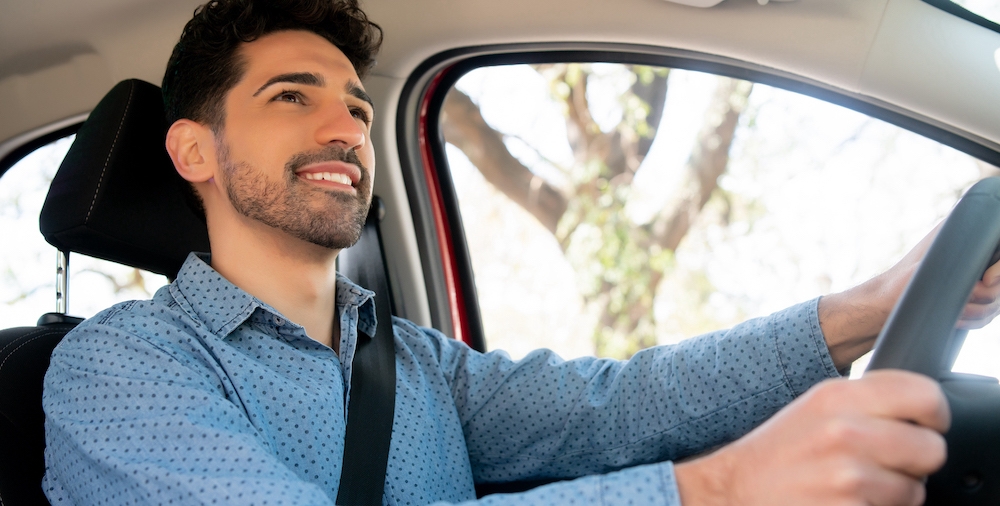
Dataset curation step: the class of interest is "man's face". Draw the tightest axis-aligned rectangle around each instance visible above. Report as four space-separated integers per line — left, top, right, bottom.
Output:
214 30 376 250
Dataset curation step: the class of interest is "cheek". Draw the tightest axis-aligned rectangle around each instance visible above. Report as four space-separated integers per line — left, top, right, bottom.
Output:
360 143 375 174
231 131 294 173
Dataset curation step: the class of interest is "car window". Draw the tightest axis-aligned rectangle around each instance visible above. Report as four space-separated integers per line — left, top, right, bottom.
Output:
926 0 1000 32
948 0 1000 25
0 136 168 327
439 62 1000 379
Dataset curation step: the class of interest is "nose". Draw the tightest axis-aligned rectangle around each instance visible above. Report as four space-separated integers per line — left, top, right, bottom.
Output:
315 101 366 150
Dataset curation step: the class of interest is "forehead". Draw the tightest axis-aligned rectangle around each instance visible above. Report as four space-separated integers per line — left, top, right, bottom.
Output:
235 30 361 86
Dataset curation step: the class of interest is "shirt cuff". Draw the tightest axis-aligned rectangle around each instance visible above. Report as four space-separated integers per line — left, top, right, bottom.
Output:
771 297 842 397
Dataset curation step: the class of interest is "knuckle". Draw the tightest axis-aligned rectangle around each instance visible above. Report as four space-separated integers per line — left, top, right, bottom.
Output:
821 417 862 448
810 378 851 407
829 464 867 497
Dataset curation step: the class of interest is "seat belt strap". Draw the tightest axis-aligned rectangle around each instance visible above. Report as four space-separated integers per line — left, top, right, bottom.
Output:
337 197 397 506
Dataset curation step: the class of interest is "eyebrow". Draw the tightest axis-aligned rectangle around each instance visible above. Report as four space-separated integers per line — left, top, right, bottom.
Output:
252 72 325 97
251 72 374 112
347 83 375 112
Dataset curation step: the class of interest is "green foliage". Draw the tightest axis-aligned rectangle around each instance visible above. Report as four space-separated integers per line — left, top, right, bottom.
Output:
538 63 751 358
539 63 673 357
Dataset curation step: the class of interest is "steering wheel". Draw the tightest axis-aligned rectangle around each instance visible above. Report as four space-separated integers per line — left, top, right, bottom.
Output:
866 177 1000 505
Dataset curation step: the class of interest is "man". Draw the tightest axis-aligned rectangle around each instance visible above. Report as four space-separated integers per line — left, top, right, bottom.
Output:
41 0 1000 504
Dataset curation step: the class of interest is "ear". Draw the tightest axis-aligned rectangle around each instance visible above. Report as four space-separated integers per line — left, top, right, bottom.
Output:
165 119 216 183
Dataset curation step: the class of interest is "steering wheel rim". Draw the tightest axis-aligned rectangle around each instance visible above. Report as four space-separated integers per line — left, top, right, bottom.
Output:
862 177 1000 505
866 177 1000 376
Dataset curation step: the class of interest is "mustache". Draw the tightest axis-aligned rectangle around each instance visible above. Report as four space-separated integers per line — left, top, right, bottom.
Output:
285 146 367 175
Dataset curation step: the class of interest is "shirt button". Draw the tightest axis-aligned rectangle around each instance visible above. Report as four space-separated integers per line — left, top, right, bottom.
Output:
274 317 284 326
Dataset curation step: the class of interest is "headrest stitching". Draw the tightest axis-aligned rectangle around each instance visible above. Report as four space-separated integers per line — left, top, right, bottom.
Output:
0 331 62 376
0 327 51 358
85 81 137 223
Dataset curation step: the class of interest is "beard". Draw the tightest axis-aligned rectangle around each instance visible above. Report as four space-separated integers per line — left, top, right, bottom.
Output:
217 141 372 250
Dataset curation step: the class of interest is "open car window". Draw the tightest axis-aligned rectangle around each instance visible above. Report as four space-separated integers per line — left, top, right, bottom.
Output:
439 62 1000 378
954 0 1000 22
930 0 1000 30
0 136 168 327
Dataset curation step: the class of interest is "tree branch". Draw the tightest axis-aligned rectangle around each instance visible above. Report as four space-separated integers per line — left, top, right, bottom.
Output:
441 89 569 234
648 78 753 251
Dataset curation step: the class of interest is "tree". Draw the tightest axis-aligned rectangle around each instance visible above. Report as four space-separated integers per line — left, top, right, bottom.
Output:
442 64 753 358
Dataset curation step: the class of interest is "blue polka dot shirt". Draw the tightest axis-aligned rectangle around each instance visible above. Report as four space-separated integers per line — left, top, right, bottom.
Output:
42 253 840 505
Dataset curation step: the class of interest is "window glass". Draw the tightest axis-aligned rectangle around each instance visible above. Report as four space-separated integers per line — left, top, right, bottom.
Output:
0 136 168 327
440 62 1000 380
951 0 1000 25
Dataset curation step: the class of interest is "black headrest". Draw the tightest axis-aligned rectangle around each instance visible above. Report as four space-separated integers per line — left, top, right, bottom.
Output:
39 79 210 279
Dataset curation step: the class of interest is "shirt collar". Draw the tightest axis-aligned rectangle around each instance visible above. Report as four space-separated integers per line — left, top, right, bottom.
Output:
170 252 378 339
335 272 378 338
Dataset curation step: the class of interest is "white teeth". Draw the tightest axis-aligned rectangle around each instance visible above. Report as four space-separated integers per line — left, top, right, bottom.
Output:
302 172 352 185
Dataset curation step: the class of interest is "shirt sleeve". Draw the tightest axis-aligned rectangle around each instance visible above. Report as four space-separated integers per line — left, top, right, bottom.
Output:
41 312 336 505
430 298 840 486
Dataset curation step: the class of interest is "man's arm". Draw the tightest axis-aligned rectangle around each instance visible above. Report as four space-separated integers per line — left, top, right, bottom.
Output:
418 298 840 484
819 224 1000 369
673 225 1000 505
441 224 1000 505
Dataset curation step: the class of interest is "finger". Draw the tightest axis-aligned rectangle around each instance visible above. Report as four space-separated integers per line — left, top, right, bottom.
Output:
983 259 1000 287
958 317 998 330
959 300 1000 328
852 371 951 433
967 279 1000 304
859 417 949 478
841 464 927 506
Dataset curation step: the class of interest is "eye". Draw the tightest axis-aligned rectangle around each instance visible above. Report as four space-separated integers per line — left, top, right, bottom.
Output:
350 107 372 125
272 90 305 104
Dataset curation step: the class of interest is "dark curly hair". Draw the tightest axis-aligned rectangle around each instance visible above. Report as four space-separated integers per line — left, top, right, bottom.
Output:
162 0 382 129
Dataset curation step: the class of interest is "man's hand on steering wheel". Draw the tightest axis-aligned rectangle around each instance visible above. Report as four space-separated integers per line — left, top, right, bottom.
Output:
675 370 949 506
818 223 1000 370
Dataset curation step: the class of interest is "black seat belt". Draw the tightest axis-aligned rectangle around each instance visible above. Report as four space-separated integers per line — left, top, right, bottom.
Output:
336 196 397 506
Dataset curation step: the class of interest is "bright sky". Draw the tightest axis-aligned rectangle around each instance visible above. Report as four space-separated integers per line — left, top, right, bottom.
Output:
955 0 1000 24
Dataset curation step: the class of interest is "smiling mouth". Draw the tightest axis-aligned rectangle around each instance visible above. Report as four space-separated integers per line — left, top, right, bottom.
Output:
301 172 353 185
293 159 362 192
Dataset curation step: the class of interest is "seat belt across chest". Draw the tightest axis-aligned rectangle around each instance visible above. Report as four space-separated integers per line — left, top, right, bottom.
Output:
336 197 397 506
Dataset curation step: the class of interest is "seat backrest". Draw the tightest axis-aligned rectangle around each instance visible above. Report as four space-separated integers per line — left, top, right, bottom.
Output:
40 79 210 278
0 79 209 505
0 317 82 505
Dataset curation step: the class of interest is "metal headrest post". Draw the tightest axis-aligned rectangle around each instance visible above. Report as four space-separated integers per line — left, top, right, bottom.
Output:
55 249 69 315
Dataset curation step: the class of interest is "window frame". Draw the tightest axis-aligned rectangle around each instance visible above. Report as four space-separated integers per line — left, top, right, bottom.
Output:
0 123 82 179
396 43 1000 353
923 0 1000 35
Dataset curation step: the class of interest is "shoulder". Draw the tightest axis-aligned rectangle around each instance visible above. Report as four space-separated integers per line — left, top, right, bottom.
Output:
391 316 467 350
51 288 206 370
389 316 484 370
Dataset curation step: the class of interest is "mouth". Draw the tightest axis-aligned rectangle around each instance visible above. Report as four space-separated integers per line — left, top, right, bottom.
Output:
294 161 362 192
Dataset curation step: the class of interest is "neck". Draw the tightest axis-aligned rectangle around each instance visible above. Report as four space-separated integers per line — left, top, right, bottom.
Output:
207 210 341 352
